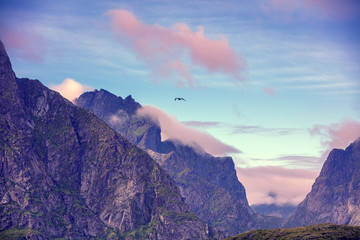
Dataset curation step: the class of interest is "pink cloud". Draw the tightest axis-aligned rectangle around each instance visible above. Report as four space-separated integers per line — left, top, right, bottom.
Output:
51 78 93 102
106 9 246 87
154 60 194 88
311 119 360 149
310 119 360 159
0 25 46 62
136 105 241 156
182 121 221 128
260 0 360 21
263 87 276 96
236 166 318 205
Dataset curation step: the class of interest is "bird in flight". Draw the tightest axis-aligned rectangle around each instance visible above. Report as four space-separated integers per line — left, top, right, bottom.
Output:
174 97 186 101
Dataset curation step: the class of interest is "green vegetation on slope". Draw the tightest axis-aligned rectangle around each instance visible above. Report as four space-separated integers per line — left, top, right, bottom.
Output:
224 223 360 240
0 228 43 240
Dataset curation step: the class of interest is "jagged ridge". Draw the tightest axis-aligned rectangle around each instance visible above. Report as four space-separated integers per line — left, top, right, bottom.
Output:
76 89 259 236
0 40 221 239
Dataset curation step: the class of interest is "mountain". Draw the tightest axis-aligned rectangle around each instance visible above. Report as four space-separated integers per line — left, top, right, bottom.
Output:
224 223 360 240
252 204 297 229
0 40 221 239
75 89 259 235
252 203 297 219
284 137 360 228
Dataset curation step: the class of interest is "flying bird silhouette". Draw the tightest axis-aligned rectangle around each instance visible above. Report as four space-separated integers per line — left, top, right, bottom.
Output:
174 97 186 101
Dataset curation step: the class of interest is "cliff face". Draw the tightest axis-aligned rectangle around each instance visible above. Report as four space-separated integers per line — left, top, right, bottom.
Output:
0 41 220 239
76 89 259 235
284 138 360 228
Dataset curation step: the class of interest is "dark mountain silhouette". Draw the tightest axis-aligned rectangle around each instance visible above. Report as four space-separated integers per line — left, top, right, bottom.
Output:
0 40 221 239
76 89 259 236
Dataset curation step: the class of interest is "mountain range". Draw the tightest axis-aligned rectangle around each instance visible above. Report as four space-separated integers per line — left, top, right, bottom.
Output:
0 40 222 239
1 37 360 239
75 89 259 235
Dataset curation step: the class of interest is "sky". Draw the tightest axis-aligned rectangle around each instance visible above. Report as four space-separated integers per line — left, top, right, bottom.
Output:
1 0 360 206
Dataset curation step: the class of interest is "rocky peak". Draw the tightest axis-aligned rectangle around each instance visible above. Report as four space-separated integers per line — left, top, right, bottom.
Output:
75 90 141 120
0 41 15 80
0 41 18 114
0 41 222 240
76 90 260 236
75 88 124 120
123 94 141 115
284 137 360 228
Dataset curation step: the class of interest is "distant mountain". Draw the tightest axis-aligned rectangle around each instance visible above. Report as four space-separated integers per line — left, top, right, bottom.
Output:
252 203 297 229
284 138 360 228
224 223 360 240
0 40 221 239
252 203 297 219
76 89 259 235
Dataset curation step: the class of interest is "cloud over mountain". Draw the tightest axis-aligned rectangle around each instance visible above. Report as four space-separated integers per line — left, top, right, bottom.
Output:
310 119 360 159
137 105 241 156
51 78 93 102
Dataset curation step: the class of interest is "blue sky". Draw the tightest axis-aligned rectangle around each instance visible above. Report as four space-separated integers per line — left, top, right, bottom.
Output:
1 0 360 205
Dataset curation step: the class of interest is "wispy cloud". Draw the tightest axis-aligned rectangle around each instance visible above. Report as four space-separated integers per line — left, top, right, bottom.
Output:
263 87 276 96
50 78 93 102
310 119 360 159
284 81 360 91
232 125 303 135
0 24 46 62
273 155 321 169
183 121 304 137
259 0 360 21
247 154 321 169
232 103 242 118
237 166 318 205
106 9 246 87
137 105 241 156
182 120 221 128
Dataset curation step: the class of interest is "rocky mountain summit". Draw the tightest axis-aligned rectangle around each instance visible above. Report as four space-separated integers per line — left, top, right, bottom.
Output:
284 137 360 228
76 89 259 235
0 40 221 239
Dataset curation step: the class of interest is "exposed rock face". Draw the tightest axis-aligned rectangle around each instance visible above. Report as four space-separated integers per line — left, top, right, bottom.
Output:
76 89 259 235
284 138 360 228
0 41 220 239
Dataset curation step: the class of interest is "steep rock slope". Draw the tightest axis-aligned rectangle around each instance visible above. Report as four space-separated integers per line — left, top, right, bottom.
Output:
0 41 220 239
284 138 360 228
76 89 259 235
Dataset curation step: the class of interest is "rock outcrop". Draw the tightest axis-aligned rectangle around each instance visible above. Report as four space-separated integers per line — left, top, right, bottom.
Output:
0 40 220 239
284 137 360 228
76 89 259 235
